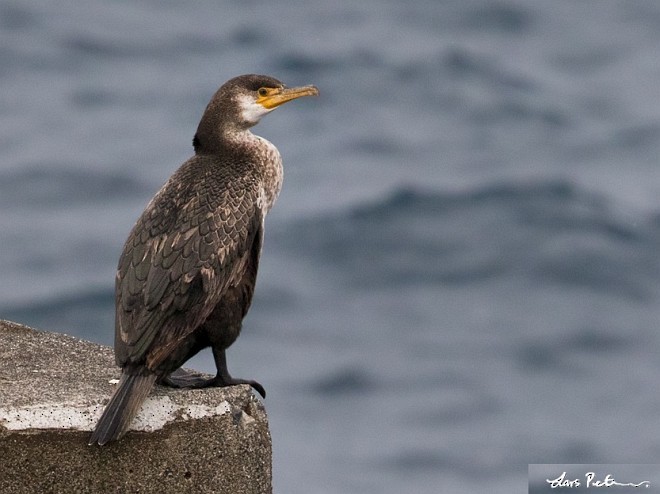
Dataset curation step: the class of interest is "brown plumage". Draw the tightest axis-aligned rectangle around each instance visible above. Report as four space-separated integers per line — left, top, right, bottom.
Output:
89 74 318 445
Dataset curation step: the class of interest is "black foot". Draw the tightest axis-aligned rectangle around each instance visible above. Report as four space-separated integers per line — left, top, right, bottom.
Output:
161 368 214 388
212 375 266 399
211 347 266 398
162 368 266 398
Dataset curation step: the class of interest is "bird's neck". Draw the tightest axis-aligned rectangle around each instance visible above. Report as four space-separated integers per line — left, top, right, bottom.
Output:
224 129 284 214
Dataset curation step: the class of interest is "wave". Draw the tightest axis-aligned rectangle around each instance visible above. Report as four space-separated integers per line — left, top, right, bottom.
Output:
0 165 149 209
276 180 660 300
6 179 659 338
0 285 114 340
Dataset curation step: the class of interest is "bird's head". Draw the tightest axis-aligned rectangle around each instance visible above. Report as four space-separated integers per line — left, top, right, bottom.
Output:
228 74 319 127
195 74 319 152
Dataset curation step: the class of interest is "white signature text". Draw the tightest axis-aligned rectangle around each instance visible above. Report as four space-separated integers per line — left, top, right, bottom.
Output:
546 471 650 489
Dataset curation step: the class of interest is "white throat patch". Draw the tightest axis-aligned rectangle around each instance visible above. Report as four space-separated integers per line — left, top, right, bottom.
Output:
236 94 273 125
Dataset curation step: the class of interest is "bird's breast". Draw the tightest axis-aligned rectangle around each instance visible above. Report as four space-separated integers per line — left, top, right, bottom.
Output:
253 135 283 214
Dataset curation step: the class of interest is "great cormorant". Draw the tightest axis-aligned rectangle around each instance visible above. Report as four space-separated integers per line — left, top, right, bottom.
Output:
89 74 318 445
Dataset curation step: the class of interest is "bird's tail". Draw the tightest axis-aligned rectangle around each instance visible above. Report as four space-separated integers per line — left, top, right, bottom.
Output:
88 370 157 446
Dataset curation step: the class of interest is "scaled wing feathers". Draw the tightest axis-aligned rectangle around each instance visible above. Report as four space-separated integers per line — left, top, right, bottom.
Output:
114 166 263 369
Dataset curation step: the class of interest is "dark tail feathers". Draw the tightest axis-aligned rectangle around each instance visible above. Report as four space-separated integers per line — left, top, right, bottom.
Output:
88 371 157 446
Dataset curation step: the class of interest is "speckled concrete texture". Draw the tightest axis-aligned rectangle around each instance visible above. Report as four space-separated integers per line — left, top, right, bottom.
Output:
0 320 272 493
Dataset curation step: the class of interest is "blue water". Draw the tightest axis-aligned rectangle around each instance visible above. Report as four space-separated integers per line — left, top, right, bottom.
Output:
3 1 660 492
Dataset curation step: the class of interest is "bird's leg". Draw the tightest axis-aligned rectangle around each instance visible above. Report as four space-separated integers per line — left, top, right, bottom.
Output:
211 346 266 398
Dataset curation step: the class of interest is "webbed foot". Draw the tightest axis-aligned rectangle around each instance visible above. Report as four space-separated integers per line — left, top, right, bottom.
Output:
162 367 265 398
161 368 215 388
210 374 266 398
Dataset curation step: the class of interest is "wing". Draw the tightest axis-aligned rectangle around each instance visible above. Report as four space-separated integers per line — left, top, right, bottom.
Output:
114 162 264 370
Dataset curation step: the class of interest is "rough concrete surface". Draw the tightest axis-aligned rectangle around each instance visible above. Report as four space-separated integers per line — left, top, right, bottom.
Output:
0 320 272 493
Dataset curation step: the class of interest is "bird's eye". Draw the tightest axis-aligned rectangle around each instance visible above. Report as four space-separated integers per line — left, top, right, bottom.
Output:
258 88 269 97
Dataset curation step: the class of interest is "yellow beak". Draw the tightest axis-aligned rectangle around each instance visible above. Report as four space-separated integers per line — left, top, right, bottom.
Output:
257 85 320 109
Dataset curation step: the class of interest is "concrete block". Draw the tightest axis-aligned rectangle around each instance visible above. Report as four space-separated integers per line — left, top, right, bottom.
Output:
0 320 272 493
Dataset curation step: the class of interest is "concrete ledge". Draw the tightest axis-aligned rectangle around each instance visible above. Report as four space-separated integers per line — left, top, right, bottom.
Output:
0 320 272 493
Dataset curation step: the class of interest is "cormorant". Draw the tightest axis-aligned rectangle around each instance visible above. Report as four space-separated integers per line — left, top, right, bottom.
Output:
89 74 318 445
